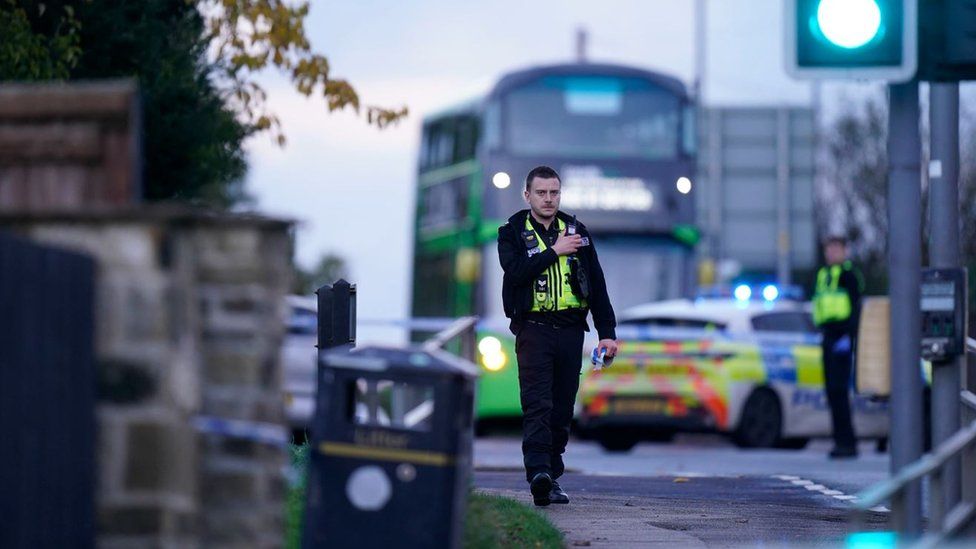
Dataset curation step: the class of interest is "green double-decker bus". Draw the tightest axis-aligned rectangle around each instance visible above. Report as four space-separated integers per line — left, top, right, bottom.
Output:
411 62 699 424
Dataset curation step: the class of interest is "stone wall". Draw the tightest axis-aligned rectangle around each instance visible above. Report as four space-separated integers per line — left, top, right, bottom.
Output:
0 207 293 548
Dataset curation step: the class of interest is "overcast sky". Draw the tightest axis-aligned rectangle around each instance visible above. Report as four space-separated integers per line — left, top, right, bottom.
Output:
242 0 860 343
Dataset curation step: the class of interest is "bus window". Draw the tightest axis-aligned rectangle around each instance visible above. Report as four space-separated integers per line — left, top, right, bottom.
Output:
483 101 501 152
682 103 697 156
504 75 680 160
420 121 455 171
435 126 454 167
454 116 479 163
412 252 456 317
421 115 478 171
418 175 469 232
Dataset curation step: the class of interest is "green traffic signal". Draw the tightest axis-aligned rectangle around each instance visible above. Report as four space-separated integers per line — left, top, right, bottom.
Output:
787 0 915 81
815 0 883 49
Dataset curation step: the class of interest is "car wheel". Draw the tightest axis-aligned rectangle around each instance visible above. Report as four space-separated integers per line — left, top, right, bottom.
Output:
597 430 639 452
776 437 809 450
644 430 675 443
733 388 782 448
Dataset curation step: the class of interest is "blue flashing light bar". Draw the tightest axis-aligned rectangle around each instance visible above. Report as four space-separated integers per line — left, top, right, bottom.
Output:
697 284 806 302
733 284 752 301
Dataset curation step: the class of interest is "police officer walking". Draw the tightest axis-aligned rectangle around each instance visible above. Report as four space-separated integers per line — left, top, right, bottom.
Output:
497 166 617 506
812 236 864 459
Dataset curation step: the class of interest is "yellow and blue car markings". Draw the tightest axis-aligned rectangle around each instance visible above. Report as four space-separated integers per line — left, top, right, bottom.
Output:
578 327 835 432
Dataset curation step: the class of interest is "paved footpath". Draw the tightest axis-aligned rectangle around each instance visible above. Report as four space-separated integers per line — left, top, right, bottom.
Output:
475 471 890 548
478 484 707 548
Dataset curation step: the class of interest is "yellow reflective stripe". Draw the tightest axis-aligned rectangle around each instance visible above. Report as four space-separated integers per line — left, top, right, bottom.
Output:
795 345 824 387
318 442 453 467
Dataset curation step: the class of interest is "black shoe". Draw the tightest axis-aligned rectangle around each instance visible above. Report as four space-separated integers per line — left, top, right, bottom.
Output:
876 437 888 454
549 480 569 504
530 472 552 506
829 446 858 459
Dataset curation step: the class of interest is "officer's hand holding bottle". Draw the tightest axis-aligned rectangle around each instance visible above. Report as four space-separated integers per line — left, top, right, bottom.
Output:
591 339 620 371
552 229 582 256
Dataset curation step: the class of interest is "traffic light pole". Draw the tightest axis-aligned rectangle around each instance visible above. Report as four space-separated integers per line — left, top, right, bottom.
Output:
887 80 924 536
928 82 962 513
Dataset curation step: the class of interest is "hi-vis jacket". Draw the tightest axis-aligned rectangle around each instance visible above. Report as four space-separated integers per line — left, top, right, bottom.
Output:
524 215 587 312
812 260 864 334
497 209 616 340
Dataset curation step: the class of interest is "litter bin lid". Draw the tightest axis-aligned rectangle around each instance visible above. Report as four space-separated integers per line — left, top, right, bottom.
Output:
320 345 479 379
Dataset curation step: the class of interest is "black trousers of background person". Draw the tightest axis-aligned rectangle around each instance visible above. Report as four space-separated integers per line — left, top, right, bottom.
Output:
821 331 857 450
515 320 585 483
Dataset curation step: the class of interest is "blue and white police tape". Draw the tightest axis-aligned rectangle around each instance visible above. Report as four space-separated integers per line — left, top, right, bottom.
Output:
192 415 291 448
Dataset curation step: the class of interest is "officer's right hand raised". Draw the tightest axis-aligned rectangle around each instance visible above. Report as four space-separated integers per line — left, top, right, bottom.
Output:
552 229 582 256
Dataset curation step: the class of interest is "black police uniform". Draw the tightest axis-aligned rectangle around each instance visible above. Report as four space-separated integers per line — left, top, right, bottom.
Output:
497 209 616 483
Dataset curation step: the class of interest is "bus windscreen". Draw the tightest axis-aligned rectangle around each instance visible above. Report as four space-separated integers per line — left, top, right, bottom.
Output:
505 75 680 160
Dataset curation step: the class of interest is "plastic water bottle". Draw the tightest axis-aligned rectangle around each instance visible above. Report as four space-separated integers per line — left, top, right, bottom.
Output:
590 346 614 371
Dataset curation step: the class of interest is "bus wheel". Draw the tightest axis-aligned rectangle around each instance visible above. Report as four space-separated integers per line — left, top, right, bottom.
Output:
597 430 638 452
733 388 782 448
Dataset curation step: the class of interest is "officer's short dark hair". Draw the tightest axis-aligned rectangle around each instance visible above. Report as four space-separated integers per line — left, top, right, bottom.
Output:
525 166 561 191
824 235 848 247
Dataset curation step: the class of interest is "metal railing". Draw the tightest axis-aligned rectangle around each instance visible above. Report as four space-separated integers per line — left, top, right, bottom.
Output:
853 337 976 545
422 316 479 363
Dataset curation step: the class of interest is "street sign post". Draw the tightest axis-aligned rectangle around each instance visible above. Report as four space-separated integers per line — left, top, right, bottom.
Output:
919 0 976 81
887 80 924 535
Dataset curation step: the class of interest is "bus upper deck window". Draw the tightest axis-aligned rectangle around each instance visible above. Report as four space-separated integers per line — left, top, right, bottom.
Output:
563 78 623 115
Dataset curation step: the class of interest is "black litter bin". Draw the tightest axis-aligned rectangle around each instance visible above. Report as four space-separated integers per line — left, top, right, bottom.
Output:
303 345 478 549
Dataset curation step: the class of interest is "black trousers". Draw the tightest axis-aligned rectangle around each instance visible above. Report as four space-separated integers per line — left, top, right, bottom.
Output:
515 321 585 483
821 332 857 449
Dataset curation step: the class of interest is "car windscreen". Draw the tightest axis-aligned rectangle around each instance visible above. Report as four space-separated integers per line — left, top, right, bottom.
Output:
619 317 726 331
287 306 317 335
750 311 815 334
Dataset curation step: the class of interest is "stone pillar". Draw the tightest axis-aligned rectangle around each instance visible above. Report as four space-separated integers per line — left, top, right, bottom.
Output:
0 208 293 549
193 224 293 548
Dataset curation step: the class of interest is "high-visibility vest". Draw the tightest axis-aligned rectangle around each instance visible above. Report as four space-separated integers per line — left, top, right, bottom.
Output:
527 216 587 312
812 261 859 326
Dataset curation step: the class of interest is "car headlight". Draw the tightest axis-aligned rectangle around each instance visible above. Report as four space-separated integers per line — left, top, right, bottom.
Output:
478 336 507 371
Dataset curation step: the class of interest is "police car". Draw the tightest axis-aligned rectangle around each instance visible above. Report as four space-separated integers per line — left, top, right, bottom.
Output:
281 295 318 436
575 285 889 452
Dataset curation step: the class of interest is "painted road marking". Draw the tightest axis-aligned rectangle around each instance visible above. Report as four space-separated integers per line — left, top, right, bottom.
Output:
772 475 890 513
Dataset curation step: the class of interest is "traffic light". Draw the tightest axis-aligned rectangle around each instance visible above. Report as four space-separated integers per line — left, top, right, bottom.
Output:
918 0 976 81
785 0 917 81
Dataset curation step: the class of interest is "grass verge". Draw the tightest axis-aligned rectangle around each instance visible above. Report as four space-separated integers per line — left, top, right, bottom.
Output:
462 491 563 549
285 442 562 549
285 442 309 549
